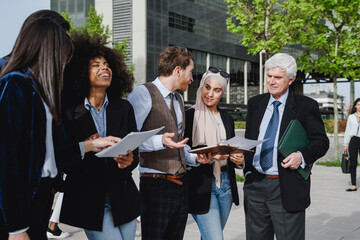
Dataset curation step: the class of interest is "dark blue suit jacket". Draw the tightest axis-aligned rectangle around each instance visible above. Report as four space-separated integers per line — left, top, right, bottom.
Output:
0 70 46 232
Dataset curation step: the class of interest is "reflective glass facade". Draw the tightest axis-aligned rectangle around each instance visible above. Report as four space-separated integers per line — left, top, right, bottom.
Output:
51 0 93 26
146 0 260 106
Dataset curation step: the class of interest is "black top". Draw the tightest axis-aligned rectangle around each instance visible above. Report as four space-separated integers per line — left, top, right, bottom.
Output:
184 107 239 214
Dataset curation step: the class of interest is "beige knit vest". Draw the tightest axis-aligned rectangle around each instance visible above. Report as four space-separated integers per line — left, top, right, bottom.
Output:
139 83 186 174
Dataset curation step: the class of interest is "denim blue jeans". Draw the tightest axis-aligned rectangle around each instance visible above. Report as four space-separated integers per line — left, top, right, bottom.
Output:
192 171 233 240
84 198 137 240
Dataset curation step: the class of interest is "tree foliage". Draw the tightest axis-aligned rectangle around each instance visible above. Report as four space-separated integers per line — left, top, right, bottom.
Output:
295 0 360 158
296 0 360 80
225 0 303 59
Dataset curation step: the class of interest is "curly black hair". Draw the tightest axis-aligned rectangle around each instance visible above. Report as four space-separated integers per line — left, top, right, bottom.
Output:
63 29 133 106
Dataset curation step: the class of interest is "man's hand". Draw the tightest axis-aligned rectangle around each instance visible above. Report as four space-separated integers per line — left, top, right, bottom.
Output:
8 232 30 240
114 150 133 169
196 152 212 164
344 146 349 152
162 132 189 149
229 153 244 165
84 135 121 153
281 152 302 170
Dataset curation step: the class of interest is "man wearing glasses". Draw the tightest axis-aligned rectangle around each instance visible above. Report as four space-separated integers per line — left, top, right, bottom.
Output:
243 53 329 240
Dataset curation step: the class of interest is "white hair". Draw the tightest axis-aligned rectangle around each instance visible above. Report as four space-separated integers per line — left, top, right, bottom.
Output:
265 53 297 79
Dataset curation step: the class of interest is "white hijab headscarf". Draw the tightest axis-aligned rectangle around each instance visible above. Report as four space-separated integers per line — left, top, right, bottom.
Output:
191 70 228 147
191 70 228 188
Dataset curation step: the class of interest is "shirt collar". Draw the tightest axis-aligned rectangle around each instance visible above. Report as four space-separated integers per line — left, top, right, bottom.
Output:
268 89 289 108
84 94 109 111
153 77 174 98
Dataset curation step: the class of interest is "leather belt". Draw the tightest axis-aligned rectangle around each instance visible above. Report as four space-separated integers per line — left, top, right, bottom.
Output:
140 173 185 185
266 174 279 179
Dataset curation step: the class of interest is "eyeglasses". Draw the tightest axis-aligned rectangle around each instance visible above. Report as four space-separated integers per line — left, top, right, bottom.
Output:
208 66 230 79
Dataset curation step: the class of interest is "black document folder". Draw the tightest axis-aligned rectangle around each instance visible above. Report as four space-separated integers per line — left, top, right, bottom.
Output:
277 120 312 180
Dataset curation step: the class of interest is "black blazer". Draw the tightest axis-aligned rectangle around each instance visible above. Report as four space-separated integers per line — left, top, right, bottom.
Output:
60 98 142 231
244 91 329 212
184 108 239 214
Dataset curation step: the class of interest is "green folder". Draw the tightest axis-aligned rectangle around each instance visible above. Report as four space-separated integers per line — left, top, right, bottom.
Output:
277 120 312 180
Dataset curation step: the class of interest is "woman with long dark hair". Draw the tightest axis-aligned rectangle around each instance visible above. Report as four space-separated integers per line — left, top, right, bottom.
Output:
0 17 73 240
60 30 142 240
344 98 360 191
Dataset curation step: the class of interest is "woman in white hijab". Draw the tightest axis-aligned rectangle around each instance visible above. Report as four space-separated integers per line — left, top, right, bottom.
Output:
184 67 244 240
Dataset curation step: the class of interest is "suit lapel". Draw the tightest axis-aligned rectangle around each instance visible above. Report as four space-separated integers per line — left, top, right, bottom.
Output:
73 103 98 138
279 90 296 140
106 100 122 136
253 94 270 139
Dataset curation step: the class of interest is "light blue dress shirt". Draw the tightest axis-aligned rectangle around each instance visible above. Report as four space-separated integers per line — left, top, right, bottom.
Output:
78 95 109 158
253 90 305 175
84 95 109 137
127 78 198 174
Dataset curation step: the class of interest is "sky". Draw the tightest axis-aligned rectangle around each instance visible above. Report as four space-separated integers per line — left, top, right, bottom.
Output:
0 0 49 57
1 0 359 104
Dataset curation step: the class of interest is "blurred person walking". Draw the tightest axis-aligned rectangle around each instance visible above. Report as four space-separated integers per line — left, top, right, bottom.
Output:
343 98 360 191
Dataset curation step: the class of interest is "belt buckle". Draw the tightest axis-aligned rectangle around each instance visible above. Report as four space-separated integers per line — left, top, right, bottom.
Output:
152 173 157 179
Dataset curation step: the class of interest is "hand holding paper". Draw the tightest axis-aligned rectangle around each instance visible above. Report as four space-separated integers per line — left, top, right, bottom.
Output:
114 150 133 169
95 126 165 158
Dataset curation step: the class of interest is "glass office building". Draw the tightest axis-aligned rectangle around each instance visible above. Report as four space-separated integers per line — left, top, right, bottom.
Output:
52 0 265 118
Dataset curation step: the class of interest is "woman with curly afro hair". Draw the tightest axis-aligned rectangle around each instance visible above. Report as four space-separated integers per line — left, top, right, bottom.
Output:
59 30 142 240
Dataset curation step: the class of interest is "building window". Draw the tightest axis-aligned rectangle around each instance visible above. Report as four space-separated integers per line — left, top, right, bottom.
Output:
210 53 227 102
230 58 244 86
187 49 207 102
169 12 195 32
249 62 259 86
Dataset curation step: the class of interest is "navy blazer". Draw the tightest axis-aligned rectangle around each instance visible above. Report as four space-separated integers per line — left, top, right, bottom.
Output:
184 107 239 214
244 91 329 212
60 98 142 231
0 70 46 232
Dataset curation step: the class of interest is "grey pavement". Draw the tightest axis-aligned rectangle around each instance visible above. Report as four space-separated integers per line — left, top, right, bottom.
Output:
57 135 360 240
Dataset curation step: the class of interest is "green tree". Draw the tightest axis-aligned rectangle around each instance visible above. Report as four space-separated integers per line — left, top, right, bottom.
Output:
61 6 134 73
226 0 304 59
225 0 305 90
296 0 360 159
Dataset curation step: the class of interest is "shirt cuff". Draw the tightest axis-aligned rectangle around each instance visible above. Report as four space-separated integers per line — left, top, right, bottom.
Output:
298 151 306 169
79 142 85 159
184 145 200 167
9 227 29 235
139 135 166 152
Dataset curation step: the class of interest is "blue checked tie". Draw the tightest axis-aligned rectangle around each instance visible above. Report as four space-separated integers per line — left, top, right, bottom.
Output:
260 101 281 171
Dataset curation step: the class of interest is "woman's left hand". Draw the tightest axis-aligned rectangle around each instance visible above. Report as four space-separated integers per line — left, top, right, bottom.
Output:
229 153 244 165
114 150 133 169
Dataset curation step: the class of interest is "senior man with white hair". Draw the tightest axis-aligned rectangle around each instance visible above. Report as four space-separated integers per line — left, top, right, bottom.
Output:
243 53 329 240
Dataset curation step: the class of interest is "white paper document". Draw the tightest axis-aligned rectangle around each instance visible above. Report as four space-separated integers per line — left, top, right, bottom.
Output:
220 136 267 150
95 126 165 158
